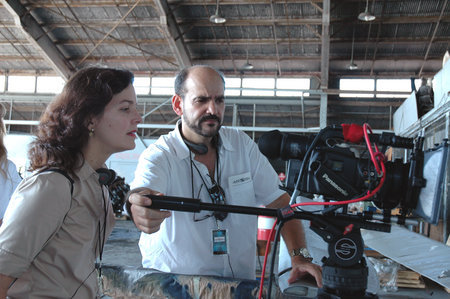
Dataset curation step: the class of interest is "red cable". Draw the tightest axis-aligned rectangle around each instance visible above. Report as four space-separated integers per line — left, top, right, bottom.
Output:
258 123 387 298
258 165 386 299
363 123 383 175
291 159 386 208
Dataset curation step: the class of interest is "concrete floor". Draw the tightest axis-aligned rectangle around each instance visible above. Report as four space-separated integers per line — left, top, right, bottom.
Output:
102 219 450 298
101 219 283 298
103 218 142 268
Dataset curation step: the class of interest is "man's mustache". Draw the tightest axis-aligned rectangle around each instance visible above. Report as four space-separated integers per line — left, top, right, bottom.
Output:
199 115 220 123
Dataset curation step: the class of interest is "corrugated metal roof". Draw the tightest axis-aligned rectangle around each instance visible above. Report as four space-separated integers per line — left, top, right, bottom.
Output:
0 0 449 132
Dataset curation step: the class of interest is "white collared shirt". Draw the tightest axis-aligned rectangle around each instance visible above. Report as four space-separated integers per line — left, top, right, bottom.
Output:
131 122 285 280
0 159 21 219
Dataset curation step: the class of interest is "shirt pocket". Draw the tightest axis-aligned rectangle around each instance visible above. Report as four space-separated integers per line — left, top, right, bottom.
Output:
227 172 255 205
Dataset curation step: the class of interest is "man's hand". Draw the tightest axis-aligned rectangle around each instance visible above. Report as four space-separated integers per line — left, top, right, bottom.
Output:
288 256 323 288
127 188 171 234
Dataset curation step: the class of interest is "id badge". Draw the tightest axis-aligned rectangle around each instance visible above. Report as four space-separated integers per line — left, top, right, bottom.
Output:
212 229 228 255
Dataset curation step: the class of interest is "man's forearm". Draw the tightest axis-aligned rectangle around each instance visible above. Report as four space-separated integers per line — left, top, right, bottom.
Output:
266 193 310 260
280 218 307 255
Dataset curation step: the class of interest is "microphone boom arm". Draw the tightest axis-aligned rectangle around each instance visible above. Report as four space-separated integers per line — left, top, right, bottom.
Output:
146 194 391 233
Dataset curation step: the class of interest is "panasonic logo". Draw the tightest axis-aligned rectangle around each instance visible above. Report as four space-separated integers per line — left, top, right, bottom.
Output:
322 173 348 196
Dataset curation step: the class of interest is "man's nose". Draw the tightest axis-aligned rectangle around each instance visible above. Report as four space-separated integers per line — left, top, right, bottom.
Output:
206 99 218 114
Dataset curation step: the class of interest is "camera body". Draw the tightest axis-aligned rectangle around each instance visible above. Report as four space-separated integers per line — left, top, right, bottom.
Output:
258 125 426 217
298 144 411 209
108 175 130 216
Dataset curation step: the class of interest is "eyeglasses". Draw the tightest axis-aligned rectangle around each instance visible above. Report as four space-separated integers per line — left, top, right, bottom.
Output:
193 182 228 222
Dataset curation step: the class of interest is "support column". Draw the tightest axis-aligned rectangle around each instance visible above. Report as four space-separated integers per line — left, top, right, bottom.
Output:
320 0 330 129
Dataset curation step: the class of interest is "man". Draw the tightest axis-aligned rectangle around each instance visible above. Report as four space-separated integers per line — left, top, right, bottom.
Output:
416 77 434 118
127 65 322 286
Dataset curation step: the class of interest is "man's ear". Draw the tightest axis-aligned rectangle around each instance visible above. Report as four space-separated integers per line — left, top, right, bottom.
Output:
172 94 183 116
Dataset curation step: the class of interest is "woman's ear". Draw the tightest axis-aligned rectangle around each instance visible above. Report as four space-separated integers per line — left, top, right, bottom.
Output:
172 94 183 116
85 116 96 131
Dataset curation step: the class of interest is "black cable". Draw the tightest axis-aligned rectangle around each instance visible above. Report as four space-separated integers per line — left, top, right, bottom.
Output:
190 151 223 205
189 151 194 199
278 267 292 277
71 268 96 298
96 186 109 278
189 149 234 276
267 220 285 299
72 180 109 298
294 127 329 194
226 253 235 278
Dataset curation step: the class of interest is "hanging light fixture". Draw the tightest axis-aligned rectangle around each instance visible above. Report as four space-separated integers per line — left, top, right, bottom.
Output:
348 61 358 70
358 0 376 22
242 60 254 70
209 0 226 24
242 30 254 70
347 28 358 70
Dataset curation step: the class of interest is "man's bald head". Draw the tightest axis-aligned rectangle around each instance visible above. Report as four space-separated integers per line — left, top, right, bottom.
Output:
174 65 225 99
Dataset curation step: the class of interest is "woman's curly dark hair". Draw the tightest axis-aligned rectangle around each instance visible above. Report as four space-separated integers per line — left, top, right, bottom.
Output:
28 67 134 175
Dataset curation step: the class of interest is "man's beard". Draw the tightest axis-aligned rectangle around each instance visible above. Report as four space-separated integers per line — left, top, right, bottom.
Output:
183 114 222 138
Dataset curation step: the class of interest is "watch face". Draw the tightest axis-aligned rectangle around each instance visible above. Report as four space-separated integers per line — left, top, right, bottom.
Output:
291 248 312 259
300 248 312 258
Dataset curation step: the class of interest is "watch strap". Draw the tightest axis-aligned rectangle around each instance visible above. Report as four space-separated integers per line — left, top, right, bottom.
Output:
290 248 313 261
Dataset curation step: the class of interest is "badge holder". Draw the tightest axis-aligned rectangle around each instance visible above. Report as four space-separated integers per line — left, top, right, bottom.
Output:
212 229 228 255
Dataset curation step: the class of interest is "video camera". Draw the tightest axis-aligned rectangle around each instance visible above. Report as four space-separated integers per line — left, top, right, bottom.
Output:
257 123 448 298
258 124 448 224
108 175 130 217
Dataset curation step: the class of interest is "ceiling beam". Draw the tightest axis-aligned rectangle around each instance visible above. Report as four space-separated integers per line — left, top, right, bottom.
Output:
154 0 191 69
269 1 282 75
173 0 324 4
0 15 448 29
77 0 142 66
1 54 443 64
26 0 155 8
4 36 448 48
418 0 448 77
370 0 387 76
181 15 450 27
185 37 450 46
0 0 75 80
26 0 324 8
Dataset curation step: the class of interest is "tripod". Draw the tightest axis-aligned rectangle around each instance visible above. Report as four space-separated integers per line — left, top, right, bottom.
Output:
310 218 378 299
146 194 390 298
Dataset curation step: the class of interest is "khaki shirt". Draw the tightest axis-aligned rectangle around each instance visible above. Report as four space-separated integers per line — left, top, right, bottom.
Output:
0 162 115 298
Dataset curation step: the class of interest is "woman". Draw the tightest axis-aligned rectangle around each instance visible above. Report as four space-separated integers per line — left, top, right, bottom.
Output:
0 67 142 298
0 103 22 227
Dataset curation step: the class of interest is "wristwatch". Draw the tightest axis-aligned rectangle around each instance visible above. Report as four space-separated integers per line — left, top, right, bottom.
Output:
290 248 313 261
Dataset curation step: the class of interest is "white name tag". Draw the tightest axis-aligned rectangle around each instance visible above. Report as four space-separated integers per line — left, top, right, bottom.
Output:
228 172 252 187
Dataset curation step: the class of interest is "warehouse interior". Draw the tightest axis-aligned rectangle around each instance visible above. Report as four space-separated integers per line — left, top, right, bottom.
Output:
0 0 450 298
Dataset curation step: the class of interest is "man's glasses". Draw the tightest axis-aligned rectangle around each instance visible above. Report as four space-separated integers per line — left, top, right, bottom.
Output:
193 182 228 222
